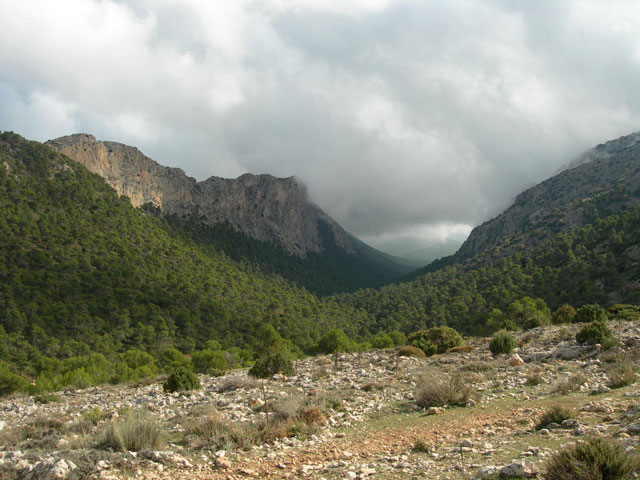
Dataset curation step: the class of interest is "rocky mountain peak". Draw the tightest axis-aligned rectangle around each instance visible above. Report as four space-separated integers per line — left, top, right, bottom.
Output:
46 134 354 257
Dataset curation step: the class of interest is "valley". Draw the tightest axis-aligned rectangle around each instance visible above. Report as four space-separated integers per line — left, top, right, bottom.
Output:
1 129 640 479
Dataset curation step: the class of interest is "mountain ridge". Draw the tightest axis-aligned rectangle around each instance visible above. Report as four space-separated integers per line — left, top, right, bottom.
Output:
46 134 355 258
451 131 640 264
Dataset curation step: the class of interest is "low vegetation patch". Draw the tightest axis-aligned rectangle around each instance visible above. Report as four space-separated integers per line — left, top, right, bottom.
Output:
103 410 164 452
412 439 431 453
183 409 250 450
460 361 493 373
163 367 201 393
525 373 543 386
489 330 518 356
397 346 427 359
545 437 639 480
408 326 463 357
33 392 61 404
554 372 587 395
606 361 637 389
448 344 475 353
536 405 575 430
415 373 478 408
608 304 640 322
576 321 614 347
217 375 258 393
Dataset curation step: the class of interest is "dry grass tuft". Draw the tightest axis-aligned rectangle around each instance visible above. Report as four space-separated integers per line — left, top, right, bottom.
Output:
103 410 164 452
415 374 479 408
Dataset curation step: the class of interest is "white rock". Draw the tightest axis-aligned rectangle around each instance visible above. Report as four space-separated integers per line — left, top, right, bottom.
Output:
509 354 525 366
499 459 537 478
23 459 78 480
473 465 498 479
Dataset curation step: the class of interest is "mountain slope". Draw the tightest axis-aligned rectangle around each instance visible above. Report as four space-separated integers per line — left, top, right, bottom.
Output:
45 134 413 292
46 133 352 257
0 132 373 362
453 132 640 263
337 132 640 334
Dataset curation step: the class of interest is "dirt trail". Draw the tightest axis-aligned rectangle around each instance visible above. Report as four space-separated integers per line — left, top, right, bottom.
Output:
166 405 534 480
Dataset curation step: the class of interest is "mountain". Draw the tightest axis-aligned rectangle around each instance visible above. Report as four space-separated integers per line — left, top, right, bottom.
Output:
0 132 375 367
338 132 640 335
45 134 413 293
45 134 352 257
452 131 640 264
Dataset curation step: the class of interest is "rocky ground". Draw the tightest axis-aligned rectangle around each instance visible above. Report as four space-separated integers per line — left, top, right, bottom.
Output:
2 321 640 480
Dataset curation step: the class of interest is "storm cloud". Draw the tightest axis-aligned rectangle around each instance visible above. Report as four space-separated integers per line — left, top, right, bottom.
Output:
1 0 639 250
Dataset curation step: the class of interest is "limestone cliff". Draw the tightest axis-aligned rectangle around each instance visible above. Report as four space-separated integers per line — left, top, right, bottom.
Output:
46 134 355 257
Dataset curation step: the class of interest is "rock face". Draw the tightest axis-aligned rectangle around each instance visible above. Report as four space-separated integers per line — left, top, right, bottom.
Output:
46 134 354 257
453 131 640 263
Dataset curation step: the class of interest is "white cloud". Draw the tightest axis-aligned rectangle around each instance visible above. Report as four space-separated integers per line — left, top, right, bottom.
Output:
1 0 640 250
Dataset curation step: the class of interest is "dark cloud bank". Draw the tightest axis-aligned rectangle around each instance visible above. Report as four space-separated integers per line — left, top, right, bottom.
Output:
1 0 639 253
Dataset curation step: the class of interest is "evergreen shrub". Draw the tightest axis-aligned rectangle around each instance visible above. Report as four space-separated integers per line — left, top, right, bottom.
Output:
408 326 463 357
576 321 613 346
489 330 518 356
163 367 201 392
545 437 639 480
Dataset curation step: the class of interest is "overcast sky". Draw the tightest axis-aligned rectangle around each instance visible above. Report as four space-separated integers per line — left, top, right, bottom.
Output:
1 0 640 251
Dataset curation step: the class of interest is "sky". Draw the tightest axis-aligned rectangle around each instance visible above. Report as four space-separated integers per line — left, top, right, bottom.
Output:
1 0 640 253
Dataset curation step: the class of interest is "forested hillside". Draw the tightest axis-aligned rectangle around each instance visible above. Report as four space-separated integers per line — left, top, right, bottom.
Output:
359 133 640 337
158 214 412 296
47 133 413 294
0 132 373 379
453 135 640 263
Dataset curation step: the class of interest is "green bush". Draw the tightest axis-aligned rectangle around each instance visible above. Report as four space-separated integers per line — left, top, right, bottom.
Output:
608 304 640 322
370 332 394 349
552 304 577 324
408 326 463 357
485 308 517 333
576 321 613 346
574 304 608 323
159 348 192 373
315 329 356 354
507 296 551 329
536 405 575 430
489 330 518 356
0 365 30 396
248 352 294 379
104 410 164 452
545 437 639 480
191 350 228 375
389 331 407 346
397 346 427 359
111 349 157 384
163 367 201 392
